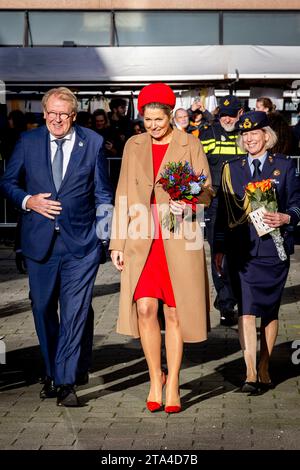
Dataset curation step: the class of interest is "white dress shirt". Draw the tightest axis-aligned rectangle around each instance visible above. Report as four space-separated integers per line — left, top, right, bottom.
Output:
22 129 76 210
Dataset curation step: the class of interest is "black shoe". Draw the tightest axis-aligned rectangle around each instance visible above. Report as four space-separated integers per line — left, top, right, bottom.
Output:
75 372 89 386
40 377 58 399
57 385 80 407
241 381 258 393
258 381 275 391
15 252 27 275
220 309 237 326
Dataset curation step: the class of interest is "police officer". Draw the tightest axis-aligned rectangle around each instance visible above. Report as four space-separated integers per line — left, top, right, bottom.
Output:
214 111 300 391
201 95 246 325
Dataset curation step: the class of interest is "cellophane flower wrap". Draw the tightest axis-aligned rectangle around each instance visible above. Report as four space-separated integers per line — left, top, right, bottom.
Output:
158 161 207 231
245 179 287 261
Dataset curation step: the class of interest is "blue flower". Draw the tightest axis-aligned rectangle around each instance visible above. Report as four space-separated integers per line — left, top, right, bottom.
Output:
189 182 201 195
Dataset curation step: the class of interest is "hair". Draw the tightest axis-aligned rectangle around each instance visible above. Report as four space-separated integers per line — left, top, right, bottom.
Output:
76 111 92 128
237 126 278 152
8 110 26 131
42 87 78 113
256 97 275 113
109 98 127 111
92 108 109 127
268 111 294 155
142 102 173 118
132 119 145 133
174 108 188 118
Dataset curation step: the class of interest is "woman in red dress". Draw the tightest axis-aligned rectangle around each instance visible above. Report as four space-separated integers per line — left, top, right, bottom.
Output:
110 83 212 413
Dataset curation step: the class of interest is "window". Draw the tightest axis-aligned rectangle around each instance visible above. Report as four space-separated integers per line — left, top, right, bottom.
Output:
28 11 110 46
115 11 219 46
223 12 300 45
0 12 24 45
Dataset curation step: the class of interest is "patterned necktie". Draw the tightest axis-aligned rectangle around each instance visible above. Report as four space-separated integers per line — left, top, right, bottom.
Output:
252 159 261 181
52 139 66 191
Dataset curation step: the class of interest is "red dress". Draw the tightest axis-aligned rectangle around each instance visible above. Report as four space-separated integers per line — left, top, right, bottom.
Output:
133 144 176 307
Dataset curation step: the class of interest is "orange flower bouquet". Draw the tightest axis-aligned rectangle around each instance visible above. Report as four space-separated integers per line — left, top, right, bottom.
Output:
245 179 287 261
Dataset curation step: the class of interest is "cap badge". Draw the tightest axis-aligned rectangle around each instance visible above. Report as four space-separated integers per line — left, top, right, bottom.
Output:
223 99 230 106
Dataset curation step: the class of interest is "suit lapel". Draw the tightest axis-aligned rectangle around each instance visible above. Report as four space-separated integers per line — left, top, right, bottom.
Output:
58 126 86 194
40 126 58 195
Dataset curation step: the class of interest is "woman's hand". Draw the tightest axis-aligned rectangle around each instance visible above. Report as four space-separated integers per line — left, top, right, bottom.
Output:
169 200 186 216
111 250 124 271
198 186 214 208
214 252 224 277
263 211 290 228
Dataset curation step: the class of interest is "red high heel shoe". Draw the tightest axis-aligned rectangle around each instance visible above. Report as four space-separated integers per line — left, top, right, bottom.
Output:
164 405 182 414
146 371 167 413
165 380 181 413
146 401 163 412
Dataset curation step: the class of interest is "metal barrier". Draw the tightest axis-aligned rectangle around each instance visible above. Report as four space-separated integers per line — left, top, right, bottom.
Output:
1 155 300 228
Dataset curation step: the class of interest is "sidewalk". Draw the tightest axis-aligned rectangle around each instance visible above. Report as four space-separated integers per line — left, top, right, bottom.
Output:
0 242 300 450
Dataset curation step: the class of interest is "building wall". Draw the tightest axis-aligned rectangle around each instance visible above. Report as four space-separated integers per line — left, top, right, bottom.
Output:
1 0 300 10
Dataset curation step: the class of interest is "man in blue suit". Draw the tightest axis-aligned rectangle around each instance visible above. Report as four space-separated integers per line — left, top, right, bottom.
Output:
0 87 113 406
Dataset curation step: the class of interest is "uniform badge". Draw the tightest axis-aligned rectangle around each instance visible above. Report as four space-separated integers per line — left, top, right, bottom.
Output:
242 159 246 166
273 169 281 176
221 135 226 141
268 155 273 163
79 142 84 147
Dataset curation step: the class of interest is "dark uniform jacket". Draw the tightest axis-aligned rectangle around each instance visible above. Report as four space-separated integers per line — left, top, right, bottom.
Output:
214 153 300 261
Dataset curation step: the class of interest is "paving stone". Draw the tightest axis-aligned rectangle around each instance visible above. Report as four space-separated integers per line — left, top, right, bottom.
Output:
1 243 300 450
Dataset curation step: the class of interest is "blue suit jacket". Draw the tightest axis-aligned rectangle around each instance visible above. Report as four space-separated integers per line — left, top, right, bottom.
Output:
214 153 300 259
0 124 113 261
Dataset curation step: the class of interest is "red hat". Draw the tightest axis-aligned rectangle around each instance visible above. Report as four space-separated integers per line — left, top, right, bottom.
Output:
138 83 176 115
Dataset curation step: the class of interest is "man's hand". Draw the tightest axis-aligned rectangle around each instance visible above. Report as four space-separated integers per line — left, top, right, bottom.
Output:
111 250 124 271
191 99 205 112
26 193 62 220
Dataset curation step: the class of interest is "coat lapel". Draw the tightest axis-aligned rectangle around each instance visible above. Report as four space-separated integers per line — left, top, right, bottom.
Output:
133 128 189 185
240 155 252 184
134 132 153 186
154 129 188 183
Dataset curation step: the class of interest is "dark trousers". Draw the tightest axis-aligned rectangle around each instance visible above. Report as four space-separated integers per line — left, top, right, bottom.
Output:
26 234 101 386
205 196 236 312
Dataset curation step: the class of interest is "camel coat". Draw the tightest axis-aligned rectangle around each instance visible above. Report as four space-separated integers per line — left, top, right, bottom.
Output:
109 128 212 342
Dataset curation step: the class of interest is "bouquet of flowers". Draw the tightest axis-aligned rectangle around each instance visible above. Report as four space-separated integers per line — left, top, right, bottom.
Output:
158 161 207 231
245 179 287 261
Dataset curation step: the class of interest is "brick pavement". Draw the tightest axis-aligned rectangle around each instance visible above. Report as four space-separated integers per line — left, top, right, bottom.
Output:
0 242 300 450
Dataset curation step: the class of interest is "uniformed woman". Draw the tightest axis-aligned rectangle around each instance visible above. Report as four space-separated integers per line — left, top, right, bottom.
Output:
214 111 300 392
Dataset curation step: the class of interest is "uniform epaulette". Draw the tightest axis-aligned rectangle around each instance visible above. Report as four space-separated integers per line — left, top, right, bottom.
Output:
272 153 290 160
224 156 241 165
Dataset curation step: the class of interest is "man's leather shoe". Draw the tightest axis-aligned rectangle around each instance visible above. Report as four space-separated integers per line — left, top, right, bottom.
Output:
220 309 238 326
75 372 89 386
57 385 80 407
40 377 58 399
